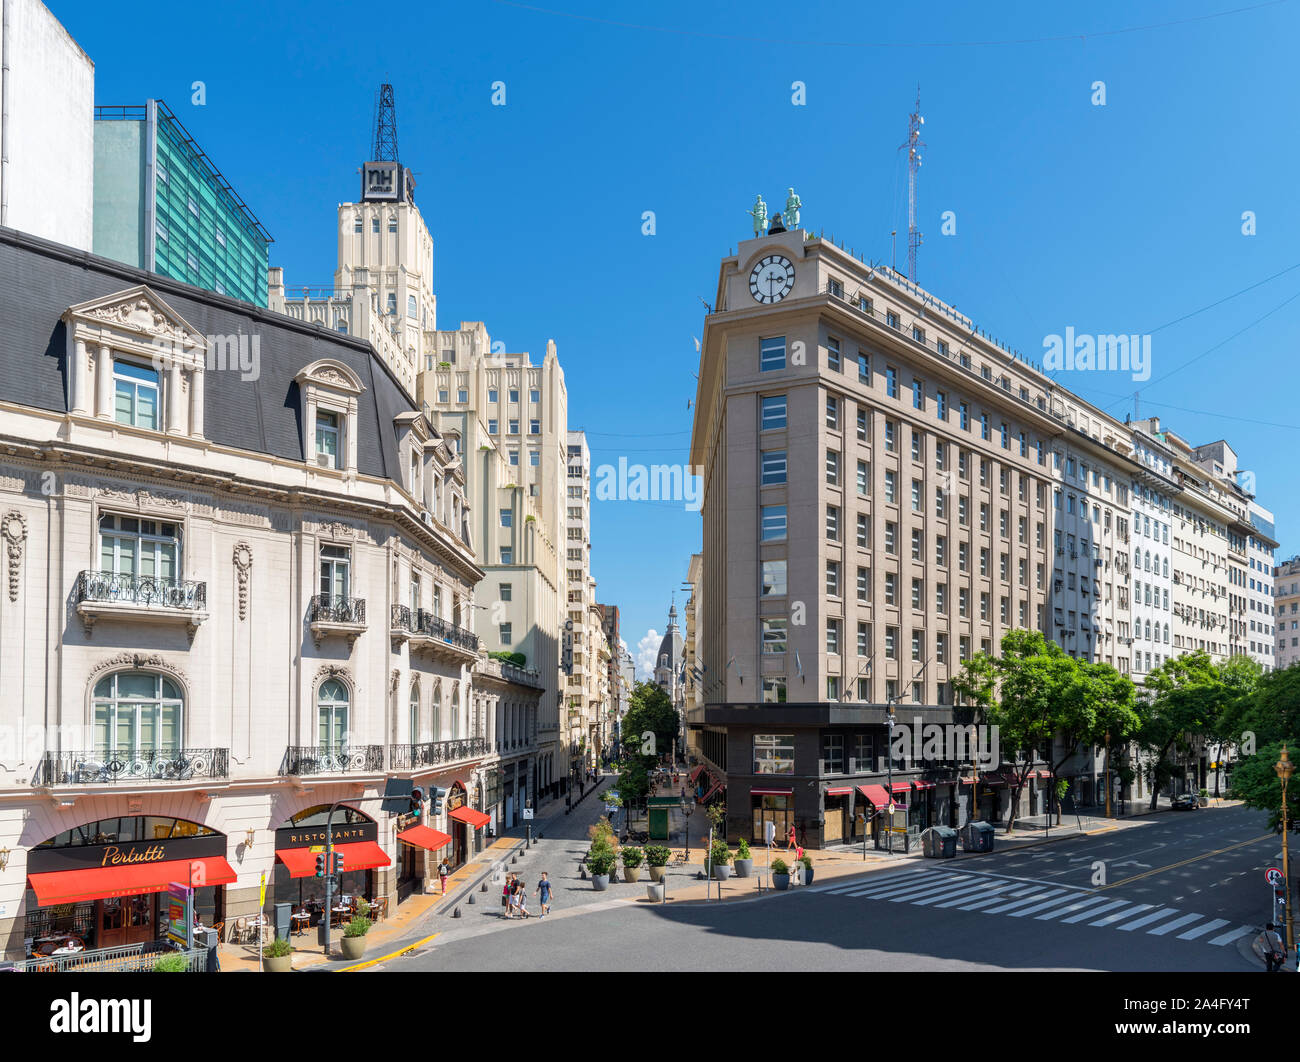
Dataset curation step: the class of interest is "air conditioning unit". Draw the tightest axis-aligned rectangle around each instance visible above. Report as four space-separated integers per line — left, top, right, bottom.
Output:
316 454 333 468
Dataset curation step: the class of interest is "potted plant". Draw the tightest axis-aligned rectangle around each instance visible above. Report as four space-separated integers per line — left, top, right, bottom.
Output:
621 845 644 883
1198 787 1209 807
263 934 293 972
644 845 671 883
340 899 372 960
708 838 732 880
586 838 617 890
771 857 791 891
733 837 754 878
799 853 814 886
152 951 190 972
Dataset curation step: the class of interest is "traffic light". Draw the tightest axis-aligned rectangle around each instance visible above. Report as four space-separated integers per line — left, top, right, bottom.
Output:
315 853 326 878
410 786 425 816
333 852 345 876
431 786 447 816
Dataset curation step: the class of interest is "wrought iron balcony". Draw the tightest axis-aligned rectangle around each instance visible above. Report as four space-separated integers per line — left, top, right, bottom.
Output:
75 570 208 641
391 603 413 631
38 747 229 786
389 736 489 771
412 609 479 654
308 594 366 649
280 745 384 776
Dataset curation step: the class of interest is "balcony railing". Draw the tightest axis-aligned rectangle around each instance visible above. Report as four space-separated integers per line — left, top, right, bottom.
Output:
389 737 489 770
37 747 229 786
391 603 413 630
309 595 366 625
280 745 384 776
414 610 479 652
78 570 207 610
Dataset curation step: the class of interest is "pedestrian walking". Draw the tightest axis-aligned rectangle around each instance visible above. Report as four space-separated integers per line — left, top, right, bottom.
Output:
509 876 524 918
517 881 530 919
501 873 514 918
437 858 450 896
786 825 797 852
535 872 553 919
1253 923 1286 972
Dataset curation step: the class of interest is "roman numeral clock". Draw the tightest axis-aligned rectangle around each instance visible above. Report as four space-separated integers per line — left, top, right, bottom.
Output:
749 254 795 304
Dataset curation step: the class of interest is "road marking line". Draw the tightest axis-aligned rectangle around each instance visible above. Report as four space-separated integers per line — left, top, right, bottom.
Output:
860 875 962 899
1116 907 1181 932
1090 903 1152 927
910 881 1009 907
884 879 972 902
815 871 919 895
1008 892 1097 918
1096 834 1273 891
932 881 1021 908
983 889 1070 915
1032 896 1113 921
1060 899 1130 924
1147 913 1204 937
338 931 440 972
1177 918 1229 940
1206 924 1255 947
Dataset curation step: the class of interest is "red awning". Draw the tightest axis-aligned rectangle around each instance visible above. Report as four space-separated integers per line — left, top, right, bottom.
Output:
701 782 724 802
751 787 793 796
397 826 452 852
912 780 936 790
448 806 491 829
890 782 912 794
1037 770 1052 780
998 770 1024 785
857 784 891 806
825 786 854 796
960 776 976 785
274 841 390 879
980 773 1007 788
689 765 704 782
28 856 237 906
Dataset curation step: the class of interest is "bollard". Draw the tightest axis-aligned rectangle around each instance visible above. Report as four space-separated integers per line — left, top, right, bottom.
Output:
481 883 488 892
511 854 517 864
468 893 475 905
452 906 461 918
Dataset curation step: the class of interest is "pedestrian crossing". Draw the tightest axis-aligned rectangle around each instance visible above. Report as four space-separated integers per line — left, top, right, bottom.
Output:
806 869 1255 947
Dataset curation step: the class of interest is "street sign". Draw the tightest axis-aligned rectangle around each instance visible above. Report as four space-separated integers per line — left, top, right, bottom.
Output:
259 872 267 908
764 821 776 845
522 808 534 820
887 802 896 815
1267 867 1284 886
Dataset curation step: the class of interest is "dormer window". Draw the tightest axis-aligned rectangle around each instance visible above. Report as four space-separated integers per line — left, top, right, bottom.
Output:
113 359 160 429
295 359 365 474
316 411 340 468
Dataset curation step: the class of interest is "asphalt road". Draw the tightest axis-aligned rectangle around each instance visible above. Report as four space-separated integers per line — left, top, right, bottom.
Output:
385 805 1281 972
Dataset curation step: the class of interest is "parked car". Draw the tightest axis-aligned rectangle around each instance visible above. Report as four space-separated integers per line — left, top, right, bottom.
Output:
1170 794 1199 811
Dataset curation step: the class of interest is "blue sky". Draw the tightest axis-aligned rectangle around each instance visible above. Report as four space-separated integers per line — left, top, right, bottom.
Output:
52 0 1300 674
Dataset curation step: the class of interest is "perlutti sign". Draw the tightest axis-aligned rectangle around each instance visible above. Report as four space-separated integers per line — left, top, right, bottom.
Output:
100 844 167 867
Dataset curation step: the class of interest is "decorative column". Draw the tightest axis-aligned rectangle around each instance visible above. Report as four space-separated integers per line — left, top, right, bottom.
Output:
95 344 113 419
70 338 89 414
190 366 205 438
167 359 184 433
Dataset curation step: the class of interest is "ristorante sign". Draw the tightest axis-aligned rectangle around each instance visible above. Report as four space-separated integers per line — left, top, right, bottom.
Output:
28 833 227 874
275 821 378 850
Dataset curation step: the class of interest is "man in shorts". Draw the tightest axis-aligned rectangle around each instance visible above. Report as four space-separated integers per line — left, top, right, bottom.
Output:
535 872 553 919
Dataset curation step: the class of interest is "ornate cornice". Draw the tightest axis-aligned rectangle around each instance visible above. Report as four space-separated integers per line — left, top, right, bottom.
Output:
88 652 190 690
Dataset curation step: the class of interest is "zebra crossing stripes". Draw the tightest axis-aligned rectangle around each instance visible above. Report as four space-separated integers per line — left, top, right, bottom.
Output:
810 869 1255 947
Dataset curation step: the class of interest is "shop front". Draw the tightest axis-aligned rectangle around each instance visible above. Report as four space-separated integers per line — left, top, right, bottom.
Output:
823 785 854 845
977 772 1006 822
272 805 390 919
750 789 791 844
448 803 490 867
24 816 236 957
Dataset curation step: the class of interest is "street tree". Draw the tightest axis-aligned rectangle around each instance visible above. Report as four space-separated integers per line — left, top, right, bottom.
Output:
622 681 680 761
1138 651 1221 809
1228 740 1300 831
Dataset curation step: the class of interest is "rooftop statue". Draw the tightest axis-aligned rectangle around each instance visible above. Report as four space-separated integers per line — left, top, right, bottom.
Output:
785 187 802 229
749 195 769 238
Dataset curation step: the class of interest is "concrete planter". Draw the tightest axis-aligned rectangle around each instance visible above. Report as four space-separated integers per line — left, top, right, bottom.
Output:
1198 797 1209 807
622 866 642 883
592 874 610 891
733 858 753 878
647 865 667 883
712 864 731 880
340 935 367 960
263 953 293 973
646 882 665 902
772 873 790 891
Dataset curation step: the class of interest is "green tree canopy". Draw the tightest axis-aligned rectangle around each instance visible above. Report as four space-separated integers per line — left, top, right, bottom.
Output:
623 681 680 761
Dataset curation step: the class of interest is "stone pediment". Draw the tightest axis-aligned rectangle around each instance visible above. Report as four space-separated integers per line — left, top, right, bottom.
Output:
63 284 206 357
295 358 365 396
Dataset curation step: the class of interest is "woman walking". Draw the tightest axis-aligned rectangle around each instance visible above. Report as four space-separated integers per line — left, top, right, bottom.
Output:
501 873 514 919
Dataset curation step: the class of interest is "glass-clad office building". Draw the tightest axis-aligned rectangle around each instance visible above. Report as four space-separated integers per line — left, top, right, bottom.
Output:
93 100 271 306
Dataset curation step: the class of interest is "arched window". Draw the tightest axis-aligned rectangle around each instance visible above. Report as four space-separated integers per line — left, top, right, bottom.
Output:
1145 620 1152 641
409 681 421 743
1163 558 1169 578
93 672 183 756
317 679 349 751
431 680 442 740
1163 624 1170 644
450 683 461 740
1133 549 1140 569
1144 551 1151 572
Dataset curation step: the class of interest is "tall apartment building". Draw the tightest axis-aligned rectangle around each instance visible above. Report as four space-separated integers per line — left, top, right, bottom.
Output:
684 224 1241 846
0 227 500 959
1276 557 1300 669
0 0 94 251
1246 499 1278 671
564 433 598 775
95 101 272 307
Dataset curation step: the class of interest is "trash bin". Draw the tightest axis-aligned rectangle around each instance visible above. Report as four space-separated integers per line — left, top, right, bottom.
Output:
961 821 995 852
200 927 220 972
273 902 293 943
921 826 958 858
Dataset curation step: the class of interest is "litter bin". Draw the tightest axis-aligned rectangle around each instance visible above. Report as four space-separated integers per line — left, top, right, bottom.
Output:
199 927 220 972
961 821 995 853
921 826 957 859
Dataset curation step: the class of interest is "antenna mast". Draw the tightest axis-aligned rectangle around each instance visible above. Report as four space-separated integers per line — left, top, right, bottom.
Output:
900 86 925 282
372 83 399 162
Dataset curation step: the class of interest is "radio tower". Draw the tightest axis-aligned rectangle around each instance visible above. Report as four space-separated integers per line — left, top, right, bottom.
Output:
371 83 399 162
900 86 925 282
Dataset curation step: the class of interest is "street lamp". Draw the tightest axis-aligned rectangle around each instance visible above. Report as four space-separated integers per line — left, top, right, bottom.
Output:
1275 746 1296 965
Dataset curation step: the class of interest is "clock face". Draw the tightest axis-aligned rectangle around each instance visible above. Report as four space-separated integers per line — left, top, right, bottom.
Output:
749 255 795 304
